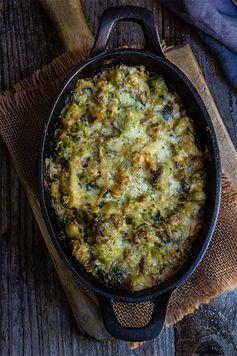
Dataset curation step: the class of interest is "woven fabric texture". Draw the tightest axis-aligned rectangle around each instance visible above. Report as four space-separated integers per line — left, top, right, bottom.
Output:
0 50 237 331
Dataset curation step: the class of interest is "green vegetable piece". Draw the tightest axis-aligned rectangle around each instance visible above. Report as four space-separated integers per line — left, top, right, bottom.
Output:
161 104 173 121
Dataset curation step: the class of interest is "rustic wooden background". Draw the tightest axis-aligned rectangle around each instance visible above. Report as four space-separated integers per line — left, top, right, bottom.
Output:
1 0 237 355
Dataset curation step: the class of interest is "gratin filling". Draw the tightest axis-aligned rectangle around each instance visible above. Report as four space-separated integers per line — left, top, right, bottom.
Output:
46 65 206 291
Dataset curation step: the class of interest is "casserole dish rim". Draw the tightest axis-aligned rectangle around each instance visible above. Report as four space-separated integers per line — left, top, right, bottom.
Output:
38 5 221 341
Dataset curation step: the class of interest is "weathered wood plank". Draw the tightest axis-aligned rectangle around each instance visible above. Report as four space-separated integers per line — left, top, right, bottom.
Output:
162 4 190 45
190 38 237 150
39 0 94 53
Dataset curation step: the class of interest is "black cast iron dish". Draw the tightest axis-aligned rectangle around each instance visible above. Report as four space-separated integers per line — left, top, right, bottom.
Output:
38 6 221 341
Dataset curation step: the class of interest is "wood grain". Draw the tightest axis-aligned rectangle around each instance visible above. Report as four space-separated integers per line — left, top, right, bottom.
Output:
39 0 94 53
1 0 237 354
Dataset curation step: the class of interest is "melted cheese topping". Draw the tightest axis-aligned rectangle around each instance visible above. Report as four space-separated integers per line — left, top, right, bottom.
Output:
46 65 206 291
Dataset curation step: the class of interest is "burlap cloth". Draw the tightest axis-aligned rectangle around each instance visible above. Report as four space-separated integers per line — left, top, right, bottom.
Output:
1 50 237 336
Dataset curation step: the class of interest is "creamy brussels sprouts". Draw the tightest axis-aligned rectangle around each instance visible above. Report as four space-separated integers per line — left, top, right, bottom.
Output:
46 64 206 291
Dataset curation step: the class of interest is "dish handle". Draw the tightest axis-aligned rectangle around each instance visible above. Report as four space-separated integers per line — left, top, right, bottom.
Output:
95 292 171 341
90 6 165 58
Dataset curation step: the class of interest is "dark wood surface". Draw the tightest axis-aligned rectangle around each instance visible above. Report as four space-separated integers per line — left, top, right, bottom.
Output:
0 1 237 355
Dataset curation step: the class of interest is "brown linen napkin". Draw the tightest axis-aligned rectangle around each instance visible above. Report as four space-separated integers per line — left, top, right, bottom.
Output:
0 50 237 334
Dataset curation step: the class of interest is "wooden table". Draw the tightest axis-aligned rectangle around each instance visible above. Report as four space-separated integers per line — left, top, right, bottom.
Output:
1 1 237 354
